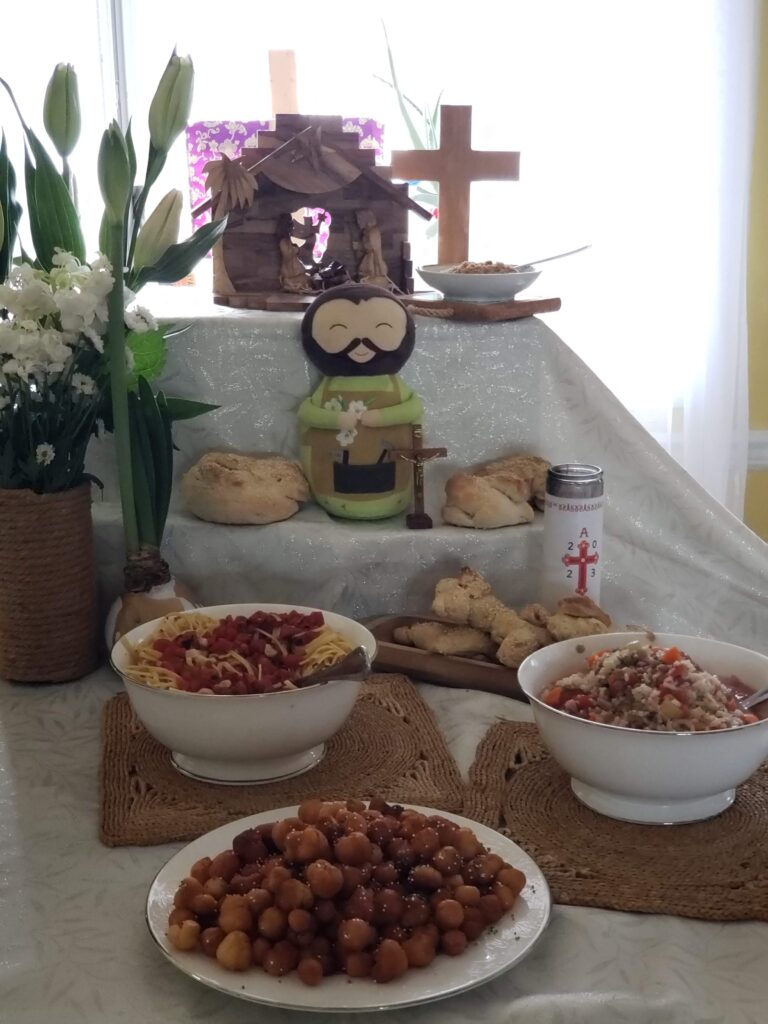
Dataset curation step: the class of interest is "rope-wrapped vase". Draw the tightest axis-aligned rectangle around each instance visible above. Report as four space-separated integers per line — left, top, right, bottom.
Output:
0 483 98 682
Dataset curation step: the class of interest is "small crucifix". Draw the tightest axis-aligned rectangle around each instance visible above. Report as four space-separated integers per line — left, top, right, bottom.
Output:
562 540 600 596
391 105 520 266
392 425 447 530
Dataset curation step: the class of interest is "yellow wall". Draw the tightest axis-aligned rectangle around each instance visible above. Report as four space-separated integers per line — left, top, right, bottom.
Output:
747 2 768 538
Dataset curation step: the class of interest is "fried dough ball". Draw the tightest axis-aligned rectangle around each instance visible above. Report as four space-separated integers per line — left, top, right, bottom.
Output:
372 939 409 983
168 919 200 951
263 940 300 977
208 851 240 882
306 859 344 899
441 929 468 956
337 918 377 952
215 930 251 970
200 926 226 957
297 956 324 986
334 832 373 867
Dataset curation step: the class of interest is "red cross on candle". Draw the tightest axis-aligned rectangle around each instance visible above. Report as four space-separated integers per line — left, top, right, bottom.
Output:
562 540 599 596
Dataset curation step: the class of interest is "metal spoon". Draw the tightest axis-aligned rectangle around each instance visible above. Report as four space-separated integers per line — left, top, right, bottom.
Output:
516 244 592 269
296 645 372 689
738 686 768 711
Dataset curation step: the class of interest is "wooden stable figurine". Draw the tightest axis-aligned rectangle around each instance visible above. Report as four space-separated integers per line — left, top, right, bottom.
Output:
200 114 432 310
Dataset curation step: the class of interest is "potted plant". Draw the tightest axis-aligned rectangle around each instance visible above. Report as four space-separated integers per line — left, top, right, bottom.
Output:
0 55 225 679
96 55 226 642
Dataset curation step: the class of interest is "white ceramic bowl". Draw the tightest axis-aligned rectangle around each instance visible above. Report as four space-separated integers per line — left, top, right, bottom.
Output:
417 264 541 303
518 632 768 824
111 603 376 786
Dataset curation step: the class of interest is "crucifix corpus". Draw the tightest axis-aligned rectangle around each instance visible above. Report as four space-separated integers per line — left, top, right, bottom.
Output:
392 425 447 529
391 105 520 266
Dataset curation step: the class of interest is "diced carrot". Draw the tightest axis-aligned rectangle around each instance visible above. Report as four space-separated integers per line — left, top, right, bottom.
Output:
587 649 610 667
743 713 759 725
661 646 682 664
543 686 564 707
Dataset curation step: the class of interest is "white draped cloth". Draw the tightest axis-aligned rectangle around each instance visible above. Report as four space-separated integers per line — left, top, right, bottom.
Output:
1 309 766 1024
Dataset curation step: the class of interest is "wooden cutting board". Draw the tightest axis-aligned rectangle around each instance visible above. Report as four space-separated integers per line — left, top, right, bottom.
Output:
402 294 561 322
364 615 526 701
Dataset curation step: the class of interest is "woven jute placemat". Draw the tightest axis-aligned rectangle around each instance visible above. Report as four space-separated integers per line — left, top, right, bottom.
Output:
465 721 768 922
100 675 464 847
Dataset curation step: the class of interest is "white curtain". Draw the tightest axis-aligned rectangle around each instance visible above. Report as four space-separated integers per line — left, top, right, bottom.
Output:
4 0 759 511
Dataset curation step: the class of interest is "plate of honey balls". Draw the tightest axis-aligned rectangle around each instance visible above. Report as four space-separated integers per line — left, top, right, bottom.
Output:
146 798 551 1011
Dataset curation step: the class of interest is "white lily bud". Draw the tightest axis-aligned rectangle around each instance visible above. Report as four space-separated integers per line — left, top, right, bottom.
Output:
43 63 81 158
98 121 132 226
133 189 182 270
148 53 194 152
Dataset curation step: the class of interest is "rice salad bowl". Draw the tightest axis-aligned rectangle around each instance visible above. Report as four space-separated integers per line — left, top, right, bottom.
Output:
518 632 768 824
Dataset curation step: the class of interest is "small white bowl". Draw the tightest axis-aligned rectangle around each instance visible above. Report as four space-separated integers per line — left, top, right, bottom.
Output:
518 632 768 824
111 603 376 786
417 264 541 303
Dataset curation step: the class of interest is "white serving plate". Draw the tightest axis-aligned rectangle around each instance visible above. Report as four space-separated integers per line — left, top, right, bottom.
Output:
417 264 541 302
146 805 551 1013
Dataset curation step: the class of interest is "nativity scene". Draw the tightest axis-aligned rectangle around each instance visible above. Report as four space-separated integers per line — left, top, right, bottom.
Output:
201 113 431 309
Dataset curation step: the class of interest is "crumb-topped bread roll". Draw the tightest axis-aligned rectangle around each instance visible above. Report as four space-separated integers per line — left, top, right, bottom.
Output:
182 452 309 525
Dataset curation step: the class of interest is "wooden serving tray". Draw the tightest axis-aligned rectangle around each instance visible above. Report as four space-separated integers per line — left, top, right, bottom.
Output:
364 615 526 701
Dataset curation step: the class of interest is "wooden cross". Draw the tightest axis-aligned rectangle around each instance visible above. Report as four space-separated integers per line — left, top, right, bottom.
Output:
269 50 298 115
391 105 520 266
392 425 447 530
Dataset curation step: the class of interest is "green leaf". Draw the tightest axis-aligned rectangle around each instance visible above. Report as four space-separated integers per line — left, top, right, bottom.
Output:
126 329 167 387
128 390 158 546
25 126 85 267
129 217 227 290
162 396 219 421
382 23 427 151
0 134 21 281
153 387 173 540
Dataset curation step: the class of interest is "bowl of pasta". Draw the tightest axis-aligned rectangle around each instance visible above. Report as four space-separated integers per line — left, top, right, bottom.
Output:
111 603 376 785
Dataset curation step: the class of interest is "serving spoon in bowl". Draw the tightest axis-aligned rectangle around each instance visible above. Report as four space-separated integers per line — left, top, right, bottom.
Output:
738 685 768 711
515 244 591 270
295 646 373 689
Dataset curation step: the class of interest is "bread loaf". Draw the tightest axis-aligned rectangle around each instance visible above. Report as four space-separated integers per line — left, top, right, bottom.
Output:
442 454 550 529
182 452 309 525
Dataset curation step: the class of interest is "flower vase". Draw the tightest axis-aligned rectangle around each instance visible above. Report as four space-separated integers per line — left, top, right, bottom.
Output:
105 552 197 649
0 483 98 682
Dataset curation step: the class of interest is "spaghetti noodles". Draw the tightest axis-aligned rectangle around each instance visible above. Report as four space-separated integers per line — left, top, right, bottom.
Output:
122 609 353 695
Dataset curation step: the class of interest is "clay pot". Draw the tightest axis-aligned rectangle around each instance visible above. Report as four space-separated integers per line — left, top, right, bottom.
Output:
0 483 98 682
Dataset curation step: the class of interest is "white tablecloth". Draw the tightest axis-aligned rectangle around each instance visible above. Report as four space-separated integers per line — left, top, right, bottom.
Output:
0 674 766 1024
2 302 766 1022
87 305 768 636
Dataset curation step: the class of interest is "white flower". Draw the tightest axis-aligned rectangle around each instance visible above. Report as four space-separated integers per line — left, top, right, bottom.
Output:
82 325 105 352
324 397 343 412
347 400 368 418
336 428 357 447
124 305 157 333
35 443 55 466
71 373 96 396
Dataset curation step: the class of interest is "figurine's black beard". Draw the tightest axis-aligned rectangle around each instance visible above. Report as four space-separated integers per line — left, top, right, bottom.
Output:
306 337 413 377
